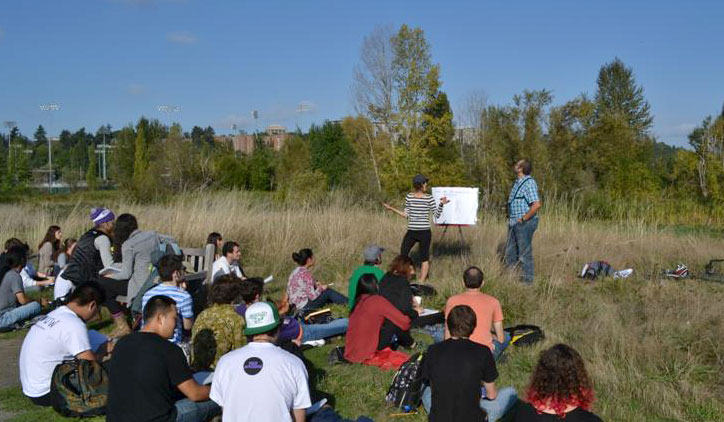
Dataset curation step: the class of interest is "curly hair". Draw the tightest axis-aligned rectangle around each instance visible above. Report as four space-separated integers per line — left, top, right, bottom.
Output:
526 344 595 417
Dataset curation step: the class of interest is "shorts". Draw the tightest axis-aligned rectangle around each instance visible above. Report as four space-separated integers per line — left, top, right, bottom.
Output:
400 229 432 262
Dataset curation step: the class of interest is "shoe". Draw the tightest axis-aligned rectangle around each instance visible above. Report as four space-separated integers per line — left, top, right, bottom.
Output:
302 339 325 347
580 263 590 278
613 269 633 279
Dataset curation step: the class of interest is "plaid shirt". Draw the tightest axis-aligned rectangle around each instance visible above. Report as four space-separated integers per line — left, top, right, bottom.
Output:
507 176 539 226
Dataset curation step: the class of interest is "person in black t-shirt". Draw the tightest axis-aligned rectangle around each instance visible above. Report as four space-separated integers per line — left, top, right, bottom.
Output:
509 344 602 422
421 305 517 422
107 295 220 422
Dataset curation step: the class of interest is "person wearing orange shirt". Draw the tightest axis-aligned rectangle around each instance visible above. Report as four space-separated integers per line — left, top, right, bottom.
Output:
444 266 510 361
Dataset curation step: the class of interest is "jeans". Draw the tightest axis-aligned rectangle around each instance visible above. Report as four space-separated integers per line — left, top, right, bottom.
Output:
301 318 349 343
0 302 42 329
422 385 517 422
413 323 445 343
304 288 348 311
492 331 512 361
504 217 538 284
174 398 220 422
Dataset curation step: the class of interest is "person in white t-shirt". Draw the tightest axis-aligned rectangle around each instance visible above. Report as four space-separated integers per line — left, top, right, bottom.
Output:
19 282 110 406
211 241 245 282
211 301 311 422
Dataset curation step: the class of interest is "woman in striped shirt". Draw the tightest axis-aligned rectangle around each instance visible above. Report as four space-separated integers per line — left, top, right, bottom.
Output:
382 174 448 283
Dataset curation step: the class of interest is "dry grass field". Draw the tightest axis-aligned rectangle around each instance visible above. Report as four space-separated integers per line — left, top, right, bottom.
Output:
1 190 723 421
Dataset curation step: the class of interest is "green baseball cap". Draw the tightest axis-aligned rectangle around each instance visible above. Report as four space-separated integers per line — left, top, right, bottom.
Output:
244 301 282 335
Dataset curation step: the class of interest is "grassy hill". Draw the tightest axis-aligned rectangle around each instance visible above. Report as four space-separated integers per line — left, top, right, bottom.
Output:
0 191 722 421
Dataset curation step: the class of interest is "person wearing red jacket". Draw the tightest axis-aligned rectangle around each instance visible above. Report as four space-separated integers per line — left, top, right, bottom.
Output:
344 274 411 369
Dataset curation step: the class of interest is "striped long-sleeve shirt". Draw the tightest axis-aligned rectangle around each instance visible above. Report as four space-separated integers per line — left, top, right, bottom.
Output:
404 193 444 231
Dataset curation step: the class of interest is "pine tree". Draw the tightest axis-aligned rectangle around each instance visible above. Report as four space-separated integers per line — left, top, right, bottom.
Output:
86 145 98 190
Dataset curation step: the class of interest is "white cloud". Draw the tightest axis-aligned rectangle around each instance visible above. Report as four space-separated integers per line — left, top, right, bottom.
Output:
166 31 197 45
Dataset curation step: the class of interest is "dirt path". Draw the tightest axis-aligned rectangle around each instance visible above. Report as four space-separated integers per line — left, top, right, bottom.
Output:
0 337 22 422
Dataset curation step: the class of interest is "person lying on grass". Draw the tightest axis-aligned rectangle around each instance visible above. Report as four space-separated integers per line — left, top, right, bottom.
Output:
421 304 517 422
19 282 110 407
107 295 220 422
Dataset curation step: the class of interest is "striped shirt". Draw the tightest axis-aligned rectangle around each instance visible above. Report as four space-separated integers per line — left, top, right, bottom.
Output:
404 193 444 231
141 284 194 344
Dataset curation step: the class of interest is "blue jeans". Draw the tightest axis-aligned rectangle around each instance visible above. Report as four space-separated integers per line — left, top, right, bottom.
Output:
0 302 42 329
304 288 348 311
492 331 512 361
505 217 538 284
422 385 517 422
174 398 220 422
302 318 349 343
413 323 445 344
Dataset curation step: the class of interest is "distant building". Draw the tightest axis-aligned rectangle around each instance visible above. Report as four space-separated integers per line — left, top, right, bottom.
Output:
216 125 290 154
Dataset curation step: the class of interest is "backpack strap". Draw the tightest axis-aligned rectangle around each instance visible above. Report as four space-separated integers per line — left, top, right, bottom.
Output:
508 177 533 206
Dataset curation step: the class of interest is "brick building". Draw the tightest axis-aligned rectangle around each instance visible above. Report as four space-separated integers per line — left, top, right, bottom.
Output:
216 125 290 155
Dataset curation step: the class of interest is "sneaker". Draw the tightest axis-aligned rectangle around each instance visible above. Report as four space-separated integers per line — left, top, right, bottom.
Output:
303 339 325 348
613 269 633 279
580 264 590 278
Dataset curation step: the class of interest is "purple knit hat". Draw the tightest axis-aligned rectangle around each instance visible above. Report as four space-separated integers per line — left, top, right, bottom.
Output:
90 207 115 225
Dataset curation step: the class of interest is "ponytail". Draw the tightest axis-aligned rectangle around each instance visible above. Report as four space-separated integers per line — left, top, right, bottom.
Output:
292 248 313 266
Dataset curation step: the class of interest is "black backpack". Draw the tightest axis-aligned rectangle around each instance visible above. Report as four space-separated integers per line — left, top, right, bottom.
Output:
505 325 545 347
50 359 109 417
385 352 426 412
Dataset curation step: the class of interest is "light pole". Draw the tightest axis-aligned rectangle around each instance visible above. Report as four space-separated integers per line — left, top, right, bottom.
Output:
39 103 60 193
97 126 111 181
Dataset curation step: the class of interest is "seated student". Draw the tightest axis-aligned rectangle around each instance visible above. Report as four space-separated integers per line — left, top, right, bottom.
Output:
211 301 311 422
421 305 517 422
106 213 164 309
445 266 510 361
107 295 220 422
236 277 348 347
53 238 77 300
379 255 445 347
344 274 411 369
191 275 245 370
287 248 347 312
19 282 109 406
206 232 223 261
55 237 77 273
347 244 386 309
510 344 602 422
211 241 245 282
38 225 62 275
62 208 124 332
0 248 45 330
141 255 194 345
1 239 53 291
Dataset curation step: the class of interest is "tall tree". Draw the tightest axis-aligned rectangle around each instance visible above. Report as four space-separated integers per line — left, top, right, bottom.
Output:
34 125 47 143
594 58 653 137
309 121 355 188
132 120 150 189
86 145 98 190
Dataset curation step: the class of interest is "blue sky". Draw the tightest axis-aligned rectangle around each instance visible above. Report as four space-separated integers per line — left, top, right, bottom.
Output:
0 0 721 147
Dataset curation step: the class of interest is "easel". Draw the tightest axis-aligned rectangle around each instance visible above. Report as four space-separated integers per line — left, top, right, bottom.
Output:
433 224 472 263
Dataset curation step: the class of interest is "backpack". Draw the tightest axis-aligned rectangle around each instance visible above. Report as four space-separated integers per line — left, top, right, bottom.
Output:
579 261 614 280
385 352 425 412
504 325 545 347
50 359 109 417
410 283 437 297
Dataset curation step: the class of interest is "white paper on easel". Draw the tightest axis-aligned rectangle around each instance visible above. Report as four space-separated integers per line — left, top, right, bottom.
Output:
431 187 479 225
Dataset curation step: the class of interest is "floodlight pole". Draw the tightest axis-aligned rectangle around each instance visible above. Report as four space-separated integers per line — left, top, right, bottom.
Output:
3 121 16 174
39 103 60 193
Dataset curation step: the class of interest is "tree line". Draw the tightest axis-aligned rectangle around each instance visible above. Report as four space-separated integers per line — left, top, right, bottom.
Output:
1 24 722 221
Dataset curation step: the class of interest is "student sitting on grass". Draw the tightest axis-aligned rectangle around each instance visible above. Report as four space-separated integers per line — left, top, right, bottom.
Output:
347 244 386 309
509 344 602 422
421 305 517 422
206 232 223 261
211 301 311 422
211 241 246 282
107 295 220 422
236 277 348 347
19 282 109 406
445 266 510 361
344 273 412 369
37 225 62 275
141 255 194 346
0 248 46 330
1 239 53 291
191 275 245 370
287 248 347 312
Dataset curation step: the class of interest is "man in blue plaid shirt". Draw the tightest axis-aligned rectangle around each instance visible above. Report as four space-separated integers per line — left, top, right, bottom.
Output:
505 159 542 284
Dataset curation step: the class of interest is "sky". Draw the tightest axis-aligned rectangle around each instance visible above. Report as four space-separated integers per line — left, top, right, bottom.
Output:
0 0 722 147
